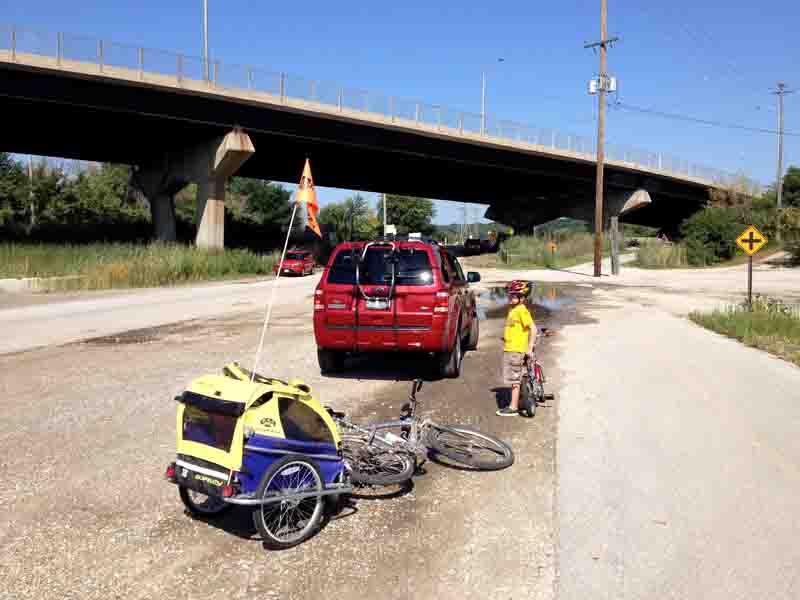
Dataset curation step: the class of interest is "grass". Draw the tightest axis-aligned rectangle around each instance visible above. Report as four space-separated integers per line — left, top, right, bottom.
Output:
497 233 620 269
0 243 281 291
633 242 787 269
690 295 800 367
634 240 689 268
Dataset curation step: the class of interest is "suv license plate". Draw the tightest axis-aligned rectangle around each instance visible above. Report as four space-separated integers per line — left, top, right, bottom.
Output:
366 299 390 310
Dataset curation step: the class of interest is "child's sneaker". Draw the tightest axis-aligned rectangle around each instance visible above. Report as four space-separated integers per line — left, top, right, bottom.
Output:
495 407 517 417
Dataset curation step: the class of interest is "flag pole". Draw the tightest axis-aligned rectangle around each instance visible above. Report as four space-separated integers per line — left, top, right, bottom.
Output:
251 197 299 382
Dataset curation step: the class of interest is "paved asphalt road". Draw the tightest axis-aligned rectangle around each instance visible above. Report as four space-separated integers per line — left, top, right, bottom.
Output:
0 274 320 355
2 256 800 598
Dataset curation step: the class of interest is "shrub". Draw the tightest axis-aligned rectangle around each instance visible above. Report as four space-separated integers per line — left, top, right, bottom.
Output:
787 242 800 266
680 207 743 266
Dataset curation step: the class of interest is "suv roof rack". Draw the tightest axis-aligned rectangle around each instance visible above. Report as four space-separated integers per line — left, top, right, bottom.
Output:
375 233 441 245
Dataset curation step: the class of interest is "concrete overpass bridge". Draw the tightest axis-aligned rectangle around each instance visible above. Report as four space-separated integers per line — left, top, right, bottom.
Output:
0 25 743 246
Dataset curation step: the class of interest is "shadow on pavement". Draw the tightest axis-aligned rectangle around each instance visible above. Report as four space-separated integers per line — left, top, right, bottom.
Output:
323 353 445 383
349 479 415 501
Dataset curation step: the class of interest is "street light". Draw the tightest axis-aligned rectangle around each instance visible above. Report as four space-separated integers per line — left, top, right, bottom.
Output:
202 0 209 81
481 58 504 135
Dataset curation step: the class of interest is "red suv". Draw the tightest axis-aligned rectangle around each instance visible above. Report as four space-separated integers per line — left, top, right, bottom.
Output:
273 249 315 276
313 239 481 378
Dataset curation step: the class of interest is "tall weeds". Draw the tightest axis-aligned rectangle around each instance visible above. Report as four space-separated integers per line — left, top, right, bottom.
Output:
635 240 688 268
690 296 800 366
0 243 280 290
499 233 613 268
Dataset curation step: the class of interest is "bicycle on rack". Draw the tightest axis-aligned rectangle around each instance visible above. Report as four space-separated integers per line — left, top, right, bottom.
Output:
327 379 514 486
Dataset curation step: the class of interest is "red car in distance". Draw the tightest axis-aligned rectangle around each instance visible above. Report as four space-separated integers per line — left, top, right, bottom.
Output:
273 250 315 276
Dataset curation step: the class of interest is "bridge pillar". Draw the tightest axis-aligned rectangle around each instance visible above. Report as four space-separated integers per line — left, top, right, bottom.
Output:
195 177 226 248
194 129 255 249
131 166 184 243
559 188 652 229
151 192 178 241
132 128 254 248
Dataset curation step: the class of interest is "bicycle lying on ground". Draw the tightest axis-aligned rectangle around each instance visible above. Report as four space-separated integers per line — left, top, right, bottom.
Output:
327 379 514 486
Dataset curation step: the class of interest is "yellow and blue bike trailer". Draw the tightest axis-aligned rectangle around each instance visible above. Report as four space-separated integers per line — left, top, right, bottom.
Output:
165 363 351 549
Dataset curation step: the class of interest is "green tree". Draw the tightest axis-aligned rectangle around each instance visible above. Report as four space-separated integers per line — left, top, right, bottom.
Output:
229 178 292 226
0 153 26 228
319 202 346 240
377 195 436 234
760 165 800 209
783 166 800 208
319 194 377 241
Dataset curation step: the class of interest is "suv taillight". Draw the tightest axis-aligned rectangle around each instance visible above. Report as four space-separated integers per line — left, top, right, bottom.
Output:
315 288 325 311
434 291 450 313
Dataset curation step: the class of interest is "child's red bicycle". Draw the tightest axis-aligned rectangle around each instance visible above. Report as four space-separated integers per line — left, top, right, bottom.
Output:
519 353 545 418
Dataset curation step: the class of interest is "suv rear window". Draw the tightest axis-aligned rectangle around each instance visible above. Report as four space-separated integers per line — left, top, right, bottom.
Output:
285 252 306 260
327 246 434 286
327 248 358 284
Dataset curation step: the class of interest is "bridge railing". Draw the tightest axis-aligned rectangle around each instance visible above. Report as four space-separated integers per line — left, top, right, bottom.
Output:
0 23 755 190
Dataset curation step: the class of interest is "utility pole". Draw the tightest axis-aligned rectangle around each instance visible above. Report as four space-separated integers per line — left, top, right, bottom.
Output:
28 155 35 230
461 203 468 244
772 82 794 242
480 59 504 136
585 0 618 277
382 192 387 237
202 0 209 82
481 71 486 135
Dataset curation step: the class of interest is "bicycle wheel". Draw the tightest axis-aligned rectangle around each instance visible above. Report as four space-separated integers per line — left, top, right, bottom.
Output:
341 434 415 486
427 425 514 471
519 377 537 418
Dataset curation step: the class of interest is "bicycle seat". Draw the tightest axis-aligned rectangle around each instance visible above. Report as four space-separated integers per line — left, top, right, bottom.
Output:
325 406 346 419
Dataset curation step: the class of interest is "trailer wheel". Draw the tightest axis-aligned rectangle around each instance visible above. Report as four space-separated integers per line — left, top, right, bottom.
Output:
252 455 325 550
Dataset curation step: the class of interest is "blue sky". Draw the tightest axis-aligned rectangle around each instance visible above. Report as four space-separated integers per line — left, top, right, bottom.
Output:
5 1 799 224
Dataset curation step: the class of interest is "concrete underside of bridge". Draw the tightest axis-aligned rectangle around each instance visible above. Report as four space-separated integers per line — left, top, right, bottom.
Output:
0 62 712 244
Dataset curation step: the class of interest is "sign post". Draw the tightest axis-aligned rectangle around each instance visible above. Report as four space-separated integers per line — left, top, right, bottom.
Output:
735 225 768 308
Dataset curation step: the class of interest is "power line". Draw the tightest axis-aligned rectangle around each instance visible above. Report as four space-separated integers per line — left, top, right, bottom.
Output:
611 101 800 137
627 4 777 107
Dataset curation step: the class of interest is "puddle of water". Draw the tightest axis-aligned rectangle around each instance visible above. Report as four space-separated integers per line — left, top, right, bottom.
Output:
479 282 579 320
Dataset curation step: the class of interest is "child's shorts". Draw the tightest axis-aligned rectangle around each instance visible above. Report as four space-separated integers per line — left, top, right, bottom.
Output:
502 351 525 385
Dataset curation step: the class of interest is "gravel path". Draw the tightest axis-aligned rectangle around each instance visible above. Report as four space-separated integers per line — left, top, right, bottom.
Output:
0 275 560 600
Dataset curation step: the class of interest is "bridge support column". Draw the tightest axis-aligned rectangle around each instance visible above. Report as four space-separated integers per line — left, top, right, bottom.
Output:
566 188 652 230
133 128 254 248
194 129 255 248
131 166 183 243
196 177 226 248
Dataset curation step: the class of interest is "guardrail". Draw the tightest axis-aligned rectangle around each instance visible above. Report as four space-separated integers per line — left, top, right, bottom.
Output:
0 23 749 188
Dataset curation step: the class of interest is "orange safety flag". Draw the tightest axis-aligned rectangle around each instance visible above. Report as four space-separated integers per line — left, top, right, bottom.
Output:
296 158 321 238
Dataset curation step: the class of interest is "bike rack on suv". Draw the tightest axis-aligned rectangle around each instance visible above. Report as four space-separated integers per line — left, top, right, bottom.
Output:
355 241 398 303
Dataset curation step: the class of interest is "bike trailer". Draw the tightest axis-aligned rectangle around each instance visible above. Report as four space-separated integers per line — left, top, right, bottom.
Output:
166 362 348 504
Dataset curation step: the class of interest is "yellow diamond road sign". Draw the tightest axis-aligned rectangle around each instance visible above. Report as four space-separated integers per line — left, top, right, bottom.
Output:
736 225 767 256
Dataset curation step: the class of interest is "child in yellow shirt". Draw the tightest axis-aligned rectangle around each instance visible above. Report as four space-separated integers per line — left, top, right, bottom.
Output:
497 280 537 416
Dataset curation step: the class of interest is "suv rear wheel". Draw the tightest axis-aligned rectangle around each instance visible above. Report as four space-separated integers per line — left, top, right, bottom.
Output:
439 323 463 379
465 315 479 351
318 348 345 374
